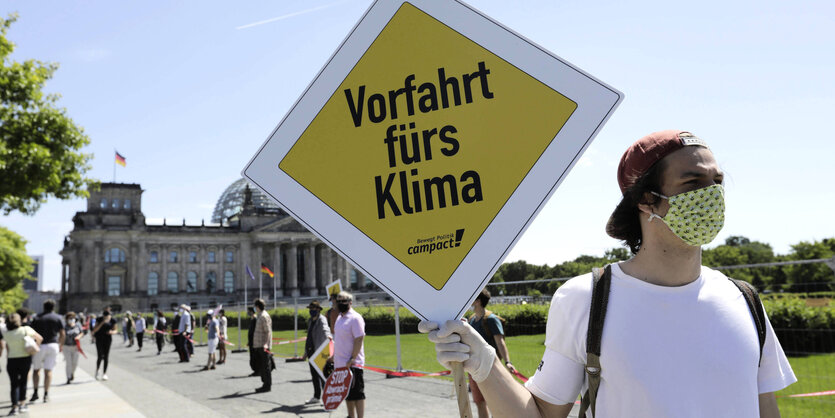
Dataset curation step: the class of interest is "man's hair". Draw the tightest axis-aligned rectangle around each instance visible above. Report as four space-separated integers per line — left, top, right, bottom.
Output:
219 309 225 315
247 307 255 314
335 291 353 302
476 289 491 307
254 298 266 311
606 159 666 254
65 311 77 320
43 299 56 312
103 309 112 317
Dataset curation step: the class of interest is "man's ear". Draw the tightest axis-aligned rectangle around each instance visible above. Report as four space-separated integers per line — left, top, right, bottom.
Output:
636 192 656 216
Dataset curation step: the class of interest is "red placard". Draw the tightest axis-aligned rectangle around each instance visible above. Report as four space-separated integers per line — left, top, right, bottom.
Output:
323 367 353 411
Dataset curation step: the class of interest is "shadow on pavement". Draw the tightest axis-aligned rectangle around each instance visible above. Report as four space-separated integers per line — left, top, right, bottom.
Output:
261 403 319 414
211 391 250 400
225 375 257 379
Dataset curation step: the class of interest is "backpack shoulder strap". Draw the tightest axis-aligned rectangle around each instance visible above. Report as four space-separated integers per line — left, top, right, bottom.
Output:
579 264 612 418
729 278 766 366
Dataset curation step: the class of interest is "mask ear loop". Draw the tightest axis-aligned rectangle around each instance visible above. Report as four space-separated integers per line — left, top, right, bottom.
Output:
647 191 669 222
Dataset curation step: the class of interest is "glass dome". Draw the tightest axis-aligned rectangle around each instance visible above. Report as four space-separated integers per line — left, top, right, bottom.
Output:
211 178 281 223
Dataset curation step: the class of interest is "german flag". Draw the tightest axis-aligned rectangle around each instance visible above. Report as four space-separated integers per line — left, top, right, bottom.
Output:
261 263 275 278
115 151 127 167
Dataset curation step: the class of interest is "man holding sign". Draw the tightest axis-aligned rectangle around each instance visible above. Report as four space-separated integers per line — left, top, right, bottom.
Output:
303 301 332 404
332 292 366 418
421 131 796 417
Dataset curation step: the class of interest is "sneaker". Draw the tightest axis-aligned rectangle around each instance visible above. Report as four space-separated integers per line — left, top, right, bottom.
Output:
28 393 38 402
43 394 49 403
254 386 271 393
306 397 319 404
102 374 109 381
95 372 100 380
8 408 18 416
18 405 27 413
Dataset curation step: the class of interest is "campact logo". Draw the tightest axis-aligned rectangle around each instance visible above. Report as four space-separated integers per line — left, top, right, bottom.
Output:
407 229 464 255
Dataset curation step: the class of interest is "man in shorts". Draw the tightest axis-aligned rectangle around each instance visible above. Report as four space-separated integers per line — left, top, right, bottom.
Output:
332 291 366 418
30 299 65 403
203 310 219 371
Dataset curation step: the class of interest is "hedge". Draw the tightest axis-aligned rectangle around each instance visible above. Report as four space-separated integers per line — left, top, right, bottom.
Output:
150 295 833 352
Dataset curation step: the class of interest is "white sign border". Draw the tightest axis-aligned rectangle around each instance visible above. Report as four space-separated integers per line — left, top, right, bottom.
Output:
242 0 623 323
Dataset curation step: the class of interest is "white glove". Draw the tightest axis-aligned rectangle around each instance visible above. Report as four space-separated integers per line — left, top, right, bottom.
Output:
418 320 496 382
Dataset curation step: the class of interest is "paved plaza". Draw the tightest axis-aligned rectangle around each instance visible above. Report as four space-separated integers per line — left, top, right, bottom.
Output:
0 337 579 417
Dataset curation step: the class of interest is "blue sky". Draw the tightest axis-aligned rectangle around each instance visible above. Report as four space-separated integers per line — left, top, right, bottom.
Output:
2 0 833 291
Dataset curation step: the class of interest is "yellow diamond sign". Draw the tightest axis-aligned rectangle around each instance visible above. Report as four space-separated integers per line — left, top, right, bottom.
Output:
243 0 622 321
279 3 576 290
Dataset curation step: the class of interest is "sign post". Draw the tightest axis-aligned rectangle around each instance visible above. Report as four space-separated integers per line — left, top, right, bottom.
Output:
243 0 622 415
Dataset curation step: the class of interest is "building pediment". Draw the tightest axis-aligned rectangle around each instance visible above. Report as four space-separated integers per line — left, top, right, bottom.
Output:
252 217 310 233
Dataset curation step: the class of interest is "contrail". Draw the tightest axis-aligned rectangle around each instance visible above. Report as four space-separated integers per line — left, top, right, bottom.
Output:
236 1 349 30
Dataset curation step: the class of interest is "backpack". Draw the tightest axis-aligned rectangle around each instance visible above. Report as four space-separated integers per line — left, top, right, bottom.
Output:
578 265 767 418
469 310 507 359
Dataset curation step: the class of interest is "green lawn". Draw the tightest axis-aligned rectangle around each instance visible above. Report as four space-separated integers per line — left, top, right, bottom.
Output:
219 326 833 415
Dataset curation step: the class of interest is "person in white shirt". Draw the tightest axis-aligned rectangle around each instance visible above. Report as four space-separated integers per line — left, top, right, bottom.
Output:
134 313 146 352
421 130 796 417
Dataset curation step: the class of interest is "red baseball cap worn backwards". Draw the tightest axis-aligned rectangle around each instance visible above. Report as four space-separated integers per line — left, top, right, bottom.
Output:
616 130 709 194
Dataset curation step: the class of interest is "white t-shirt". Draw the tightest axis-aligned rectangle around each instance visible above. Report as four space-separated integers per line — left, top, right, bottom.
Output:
525 263 796 417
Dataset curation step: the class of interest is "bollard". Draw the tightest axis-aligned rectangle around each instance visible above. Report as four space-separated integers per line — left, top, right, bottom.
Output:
395 301 402 372
293 297 299 357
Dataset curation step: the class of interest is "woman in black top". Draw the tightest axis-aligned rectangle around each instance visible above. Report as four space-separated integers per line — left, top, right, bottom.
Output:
91 310 118 381
154 310 167 355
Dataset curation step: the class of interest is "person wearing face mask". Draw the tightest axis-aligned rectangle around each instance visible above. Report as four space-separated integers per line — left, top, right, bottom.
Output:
332 291 366 418
63 312 85 384
176 305 192 363
420 130 796 418
302 301 332 404
153 310 167 355
92 309 118 381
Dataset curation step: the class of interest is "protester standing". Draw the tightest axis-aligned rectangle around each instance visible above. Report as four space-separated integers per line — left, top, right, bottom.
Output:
124 312 135 348
2 313 43 415
303 301 332 404
217 309 228 365
63 312 85 384
252 299 272 393
332 292 366 418
247 307 257 376
421 130 797 417
176 305 192 363
154 310 167 355
134 313 146 352
30 299 65 403
203 310 219 371
92 310 118 380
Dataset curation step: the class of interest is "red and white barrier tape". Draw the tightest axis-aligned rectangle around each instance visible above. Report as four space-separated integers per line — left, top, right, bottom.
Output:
780 389 835 398
361 365 450 377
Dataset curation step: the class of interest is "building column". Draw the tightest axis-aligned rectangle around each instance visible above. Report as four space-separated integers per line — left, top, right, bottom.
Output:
274 244 284 298
285 244 299 297
94 242 102 294
303 243 317 296
356 270 366 290
256 245 263 300
137 241 146 294
240 240 251 302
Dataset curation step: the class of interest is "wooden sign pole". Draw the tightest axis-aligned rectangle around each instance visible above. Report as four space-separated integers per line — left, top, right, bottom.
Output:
452 362 473 418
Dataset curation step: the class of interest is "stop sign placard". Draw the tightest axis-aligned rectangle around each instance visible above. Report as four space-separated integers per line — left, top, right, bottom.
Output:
323 367 353 411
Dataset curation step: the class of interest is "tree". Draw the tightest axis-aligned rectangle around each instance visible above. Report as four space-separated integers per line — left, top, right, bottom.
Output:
0 226 33 292
783 240 834 292
1 13 96 215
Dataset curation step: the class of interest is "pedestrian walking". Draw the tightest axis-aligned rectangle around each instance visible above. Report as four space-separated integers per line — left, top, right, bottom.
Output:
153 310 167 355
63 312 85 384
252 299 272 393
217 309 228 365
92 310 118 380
30 299 65 403
303 301 332 404
421 130 797 417
125 312 135 347
202 310 219 371
187 310 196 357
121 315 129 344
135 313 146 352
2 313 43 415
332 291 366 418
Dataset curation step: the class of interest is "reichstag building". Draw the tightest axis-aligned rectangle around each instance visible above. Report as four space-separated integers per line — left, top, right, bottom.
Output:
59 180 370 313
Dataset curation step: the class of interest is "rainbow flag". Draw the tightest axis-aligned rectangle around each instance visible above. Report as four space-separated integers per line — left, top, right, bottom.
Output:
115 151 126 167
261 263 274 278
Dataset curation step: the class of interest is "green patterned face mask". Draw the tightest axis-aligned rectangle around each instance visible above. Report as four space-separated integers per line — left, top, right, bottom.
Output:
649 184 725 246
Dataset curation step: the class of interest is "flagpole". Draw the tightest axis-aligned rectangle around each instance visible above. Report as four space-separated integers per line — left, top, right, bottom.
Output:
113 150 116 183
259 272 263 300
